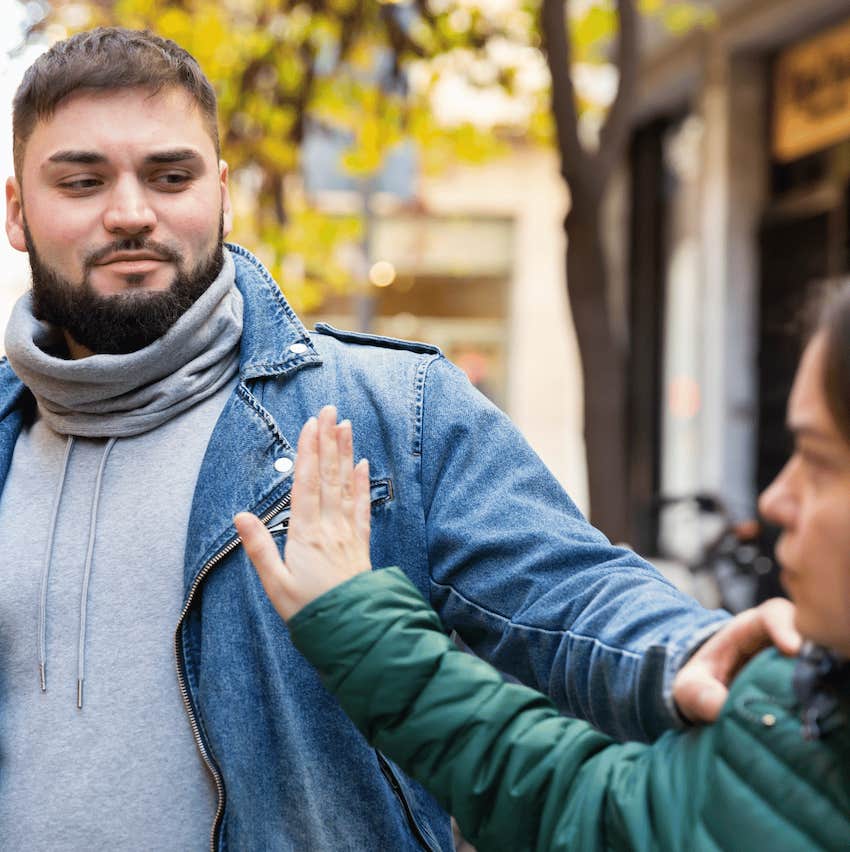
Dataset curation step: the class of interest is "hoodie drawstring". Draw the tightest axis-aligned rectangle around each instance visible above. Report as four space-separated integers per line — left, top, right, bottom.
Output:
38 436 117 709
39 435 75 693
77 437 116 709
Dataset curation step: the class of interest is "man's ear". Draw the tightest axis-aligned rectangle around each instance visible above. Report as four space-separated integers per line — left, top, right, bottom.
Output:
6 177 27 253
219 160 233 239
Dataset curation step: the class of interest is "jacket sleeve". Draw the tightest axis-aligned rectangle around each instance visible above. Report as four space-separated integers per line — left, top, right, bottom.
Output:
288 568 712 852
417 356 728 741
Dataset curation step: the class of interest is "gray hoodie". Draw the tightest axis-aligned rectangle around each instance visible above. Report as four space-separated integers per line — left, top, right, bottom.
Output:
0 250 243 849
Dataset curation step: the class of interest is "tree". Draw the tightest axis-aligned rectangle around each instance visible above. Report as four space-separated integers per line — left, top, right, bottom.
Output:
540 0 711 541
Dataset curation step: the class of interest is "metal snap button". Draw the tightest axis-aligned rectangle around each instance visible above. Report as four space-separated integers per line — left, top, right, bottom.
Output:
274 457 294 474
289 343 308 355
761 713 776 727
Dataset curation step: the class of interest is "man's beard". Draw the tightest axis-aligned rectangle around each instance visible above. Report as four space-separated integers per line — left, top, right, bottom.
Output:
24 218 225 355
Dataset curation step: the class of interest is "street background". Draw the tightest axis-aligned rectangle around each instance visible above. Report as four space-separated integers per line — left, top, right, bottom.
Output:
4 0 850 608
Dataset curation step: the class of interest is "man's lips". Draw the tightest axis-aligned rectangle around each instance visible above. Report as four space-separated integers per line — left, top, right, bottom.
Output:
94 254 170 273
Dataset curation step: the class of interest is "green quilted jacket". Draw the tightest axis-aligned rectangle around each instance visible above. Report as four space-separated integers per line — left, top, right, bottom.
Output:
289 568 850 852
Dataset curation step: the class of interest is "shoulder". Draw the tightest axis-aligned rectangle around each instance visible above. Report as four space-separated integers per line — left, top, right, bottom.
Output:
702 649 850 843
308 323 462 396
312 323 442 357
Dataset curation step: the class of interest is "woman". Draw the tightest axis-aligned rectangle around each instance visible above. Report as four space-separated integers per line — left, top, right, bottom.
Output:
235 290 850 851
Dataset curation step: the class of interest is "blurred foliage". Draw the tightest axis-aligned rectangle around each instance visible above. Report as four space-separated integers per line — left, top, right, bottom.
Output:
32 0 712 311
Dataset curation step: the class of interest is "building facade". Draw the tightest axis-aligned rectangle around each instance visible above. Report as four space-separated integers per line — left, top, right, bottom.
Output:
620 0 850 586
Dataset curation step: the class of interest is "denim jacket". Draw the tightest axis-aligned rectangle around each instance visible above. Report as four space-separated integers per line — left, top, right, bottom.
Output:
0 245 728 851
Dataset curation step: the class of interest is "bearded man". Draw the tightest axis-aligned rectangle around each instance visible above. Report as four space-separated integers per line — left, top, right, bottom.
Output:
0 27 796 851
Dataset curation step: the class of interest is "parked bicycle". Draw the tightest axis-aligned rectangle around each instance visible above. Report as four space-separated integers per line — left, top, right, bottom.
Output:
650 493 784 613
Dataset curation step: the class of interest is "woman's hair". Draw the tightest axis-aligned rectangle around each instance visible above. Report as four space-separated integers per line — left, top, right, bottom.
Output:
812 282 850 444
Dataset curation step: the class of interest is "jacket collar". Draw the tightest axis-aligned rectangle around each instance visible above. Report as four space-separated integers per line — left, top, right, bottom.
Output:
227 243 322 380
0 356 28 418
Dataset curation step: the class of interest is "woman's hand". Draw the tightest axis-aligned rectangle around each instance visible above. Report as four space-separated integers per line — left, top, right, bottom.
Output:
234 405 372 621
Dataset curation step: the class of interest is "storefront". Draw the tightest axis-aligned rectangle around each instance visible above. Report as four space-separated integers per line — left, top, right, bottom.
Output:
622 1 850 593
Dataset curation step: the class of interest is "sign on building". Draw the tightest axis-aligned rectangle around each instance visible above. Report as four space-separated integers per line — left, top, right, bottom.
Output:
773 18 850 162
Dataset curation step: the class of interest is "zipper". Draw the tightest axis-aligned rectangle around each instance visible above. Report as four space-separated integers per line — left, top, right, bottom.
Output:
174 492 292 852
376 751 439 852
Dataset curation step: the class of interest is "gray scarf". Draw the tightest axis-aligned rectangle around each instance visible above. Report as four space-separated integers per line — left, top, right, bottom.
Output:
4 249 243 438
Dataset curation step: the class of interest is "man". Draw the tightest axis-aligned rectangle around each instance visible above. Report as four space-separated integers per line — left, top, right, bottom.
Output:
0 27 795 850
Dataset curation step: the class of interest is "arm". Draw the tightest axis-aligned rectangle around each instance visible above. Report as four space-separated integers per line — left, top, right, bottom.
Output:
236 401 798 742
418 357 730 740
288 566 713 852
235 408 812 851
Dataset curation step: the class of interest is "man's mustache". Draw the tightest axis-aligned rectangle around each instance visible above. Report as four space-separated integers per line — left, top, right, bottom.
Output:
84 238 181 269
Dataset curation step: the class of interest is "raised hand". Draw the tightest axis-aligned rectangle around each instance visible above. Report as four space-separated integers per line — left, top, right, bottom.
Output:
235 405 372 621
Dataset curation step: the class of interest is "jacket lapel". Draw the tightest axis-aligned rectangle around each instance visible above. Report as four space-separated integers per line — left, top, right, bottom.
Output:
0 359 31 496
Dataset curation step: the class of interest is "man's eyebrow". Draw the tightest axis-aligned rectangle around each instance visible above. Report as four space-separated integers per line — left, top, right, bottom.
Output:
144 149 203 164
46 150 106 165
44 148 203 167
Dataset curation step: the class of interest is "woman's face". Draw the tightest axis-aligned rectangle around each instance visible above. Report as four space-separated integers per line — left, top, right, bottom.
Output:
759 332 850 656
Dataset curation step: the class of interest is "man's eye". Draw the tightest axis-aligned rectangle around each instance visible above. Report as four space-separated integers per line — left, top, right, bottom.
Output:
58 178 101 191
154 172 191 188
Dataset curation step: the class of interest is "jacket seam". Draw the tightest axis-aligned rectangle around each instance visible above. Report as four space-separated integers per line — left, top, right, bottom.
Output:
412 352 442 458
429 577 642 660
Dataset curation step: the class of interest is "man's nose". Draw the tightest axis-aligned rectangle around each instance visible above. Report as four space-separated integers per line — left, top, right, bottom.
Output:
102 177 156 235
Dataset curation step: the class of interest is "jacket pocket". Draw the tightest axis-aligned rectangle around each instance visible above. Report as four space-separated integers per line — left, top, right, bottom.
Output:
265 478 394 537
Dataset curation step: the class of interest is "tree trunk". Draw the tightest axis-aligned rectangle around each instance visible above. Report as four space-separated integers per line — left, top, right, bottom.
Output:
565 203 629 542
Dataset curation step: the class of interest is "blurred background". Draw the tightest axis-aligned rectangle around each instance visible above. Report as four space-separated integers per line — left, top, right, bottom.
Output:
3 0 850 606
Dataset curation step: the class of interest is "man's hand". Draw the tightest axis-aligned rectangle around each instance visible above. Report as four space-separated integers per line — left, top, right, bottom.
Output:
673 597 800 723
234 405 372 621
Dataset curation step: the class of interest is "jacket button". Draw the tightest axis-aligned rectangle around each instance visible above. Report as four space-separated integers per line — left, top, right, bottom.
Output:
289 343 308 354
274 457 294 474
761 713 776 727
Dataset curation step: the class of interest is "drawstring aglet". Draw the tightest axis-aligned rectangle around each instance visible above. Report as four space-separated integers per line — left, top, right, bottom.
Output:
39 663 46 693
77 678 84 710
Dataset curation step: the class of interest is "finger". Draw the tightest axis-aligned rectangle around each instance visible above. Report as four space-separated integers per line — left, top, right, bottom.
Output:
291 417 319 527
317 405 341 519
759 598 801 656
353 458 371 548
235 512 287 583
673 667 729 723
337 421 354 519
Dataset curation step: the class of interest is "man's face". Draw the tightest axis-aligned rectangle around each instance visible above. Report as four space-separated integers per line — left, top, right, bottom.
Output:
758 332 850 656
5 85 233 355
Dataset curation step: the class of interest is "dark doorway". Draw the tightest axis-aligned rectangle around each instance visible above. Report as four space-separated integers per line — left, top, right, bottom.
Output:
757 186 848 599
627 118 675 553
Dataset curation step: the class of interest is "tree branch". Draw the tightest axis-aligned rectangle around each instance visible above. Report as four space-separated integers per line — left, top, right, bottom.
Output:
596 0 639 179
540 0 591 198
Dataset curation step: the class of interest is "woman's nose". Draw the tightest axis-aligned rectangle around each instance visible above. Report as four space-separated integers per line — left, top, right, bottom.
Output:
758 459 797 528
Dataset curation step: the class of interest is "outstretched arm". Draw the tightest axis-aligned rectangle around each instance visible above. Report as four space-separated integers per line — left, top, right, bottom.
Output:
236 402 799 735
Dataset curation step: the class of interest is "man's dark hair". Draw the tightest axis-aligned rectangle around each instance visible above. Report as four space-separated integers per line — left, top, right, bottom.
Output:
815 282 850 445
13 27 220 178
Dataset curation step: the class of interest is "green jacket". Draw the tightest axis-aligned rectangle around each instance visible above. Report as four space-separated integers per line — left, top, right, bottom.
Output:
289 568 850 852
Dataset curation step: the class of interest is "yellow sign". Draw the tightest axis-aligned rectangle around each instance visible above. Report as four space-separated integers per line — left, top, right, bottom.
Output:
773 18 850 162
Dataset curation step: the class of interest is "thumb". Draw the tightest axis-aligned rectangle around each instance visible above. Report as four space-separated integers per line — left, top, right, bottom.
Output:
235 511 286 590
675 669 729 724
